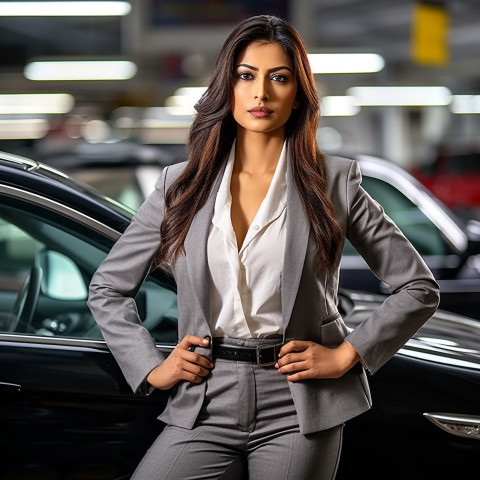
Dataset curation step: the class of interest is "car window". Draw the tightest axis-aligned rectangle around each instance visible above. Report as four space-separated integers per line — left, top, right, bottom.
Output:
343 175 448 256
0 196 177 344
0 218 43 289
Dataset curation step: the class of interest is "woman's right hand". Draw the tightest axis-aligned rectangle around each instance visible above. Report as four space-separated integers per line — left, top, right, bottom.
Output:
146 335 214 390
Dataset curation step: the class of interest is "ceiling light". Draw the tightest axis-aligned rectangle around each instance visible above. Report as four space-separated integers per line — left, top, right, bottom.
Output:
168 87 207 106
174 87 208 97
347 86 452 106
142 107 194 124
0 1 131 16
308 53 385 74
0 119 49 140
321 96 360 116
0 93 74 114
164 87 207 115
165 96 197 109
450 95 480 114
24 61 137 81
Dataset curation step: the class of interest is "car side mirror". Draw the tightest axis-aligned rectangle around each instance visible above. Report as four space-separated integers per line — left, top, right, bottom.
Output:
37 250 88 301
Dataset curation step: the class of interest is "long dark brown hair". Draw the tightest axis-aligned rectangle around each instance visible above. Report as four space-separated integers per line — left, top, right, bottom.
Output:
157 15 342 271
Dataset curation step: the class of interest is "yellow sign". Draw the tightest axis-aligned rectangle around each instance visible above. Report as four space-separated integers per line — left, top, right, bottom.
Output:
411 2 449 66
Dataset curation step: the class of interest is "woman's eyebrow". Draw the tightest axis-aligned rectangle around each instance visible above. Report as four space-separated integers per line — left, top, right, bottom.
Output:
235 63 294 74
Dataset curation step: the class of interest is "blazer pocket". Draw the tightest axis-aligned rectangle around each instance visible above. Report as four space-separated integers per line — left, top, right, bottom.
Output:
321 313 349 347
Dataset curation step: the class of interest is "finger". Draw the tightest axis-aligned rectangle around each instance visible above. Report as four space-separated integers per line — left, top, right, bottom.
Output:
276 351 305 368
277 360 308 375
181 371 207 384
182 361 212 378
286 370 309 382
278 340 309 357
183 351 214 370
178 334 211 351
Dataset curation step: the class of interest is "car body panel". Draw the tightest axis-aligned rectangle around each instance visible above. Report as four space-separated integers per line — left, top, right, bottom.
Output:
0 337 168 479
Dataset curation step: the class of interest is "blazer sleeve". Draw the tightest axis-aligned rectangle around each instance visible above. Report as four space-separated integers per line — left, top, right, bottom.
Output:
343 160 440 375
87 166 170 394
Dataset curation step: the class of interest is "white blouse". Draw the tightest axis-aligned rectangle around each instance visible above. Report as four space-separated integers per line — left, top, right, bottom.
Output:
207 141 287 338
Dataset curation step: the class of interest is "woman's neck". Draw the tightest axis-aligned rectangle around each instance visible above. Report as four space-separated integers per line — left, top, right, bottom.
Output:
234 129 285 174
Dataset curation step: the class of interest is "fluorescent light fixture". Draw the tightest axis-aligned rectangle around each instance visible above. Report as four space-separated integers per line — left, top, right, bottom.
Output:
165 87 207 115
321 96 360 116
164 105 197 116
451 95 480 114
0 119 49 140
24 61 137 81
165 96 196 109
0 1 131 16
308 53 385 74
0 93 74 114
142 107 194 124
175 87 208 97
347 86 452 106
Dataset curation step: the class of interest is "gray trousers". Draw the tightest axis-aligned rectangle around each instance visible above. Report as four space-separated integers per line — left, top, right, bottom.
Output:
132 338 343 480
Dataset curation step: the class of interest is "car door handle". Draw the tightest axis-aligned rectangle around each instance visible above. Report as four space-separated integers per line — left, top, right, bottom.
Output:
0 382 22 400
424 412 480 440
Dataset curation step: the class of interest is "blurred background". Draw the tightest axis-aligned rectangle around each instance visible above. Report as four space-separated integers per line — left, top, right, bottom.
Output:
1 0 479 218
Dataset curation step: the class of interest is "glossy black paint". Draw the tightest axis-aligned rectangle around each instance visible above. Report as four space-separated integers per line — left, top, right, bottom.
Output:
0 339 167 479
339 355 480 479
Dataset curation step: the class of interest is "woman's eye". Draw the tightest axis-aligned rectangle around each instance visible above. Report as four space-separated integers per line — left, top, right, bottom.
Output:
238 72 253 80
271 74 287 82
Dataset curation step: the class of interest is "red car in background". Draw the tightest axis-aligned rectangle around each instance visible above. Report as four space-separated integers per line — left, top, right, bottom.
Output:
413 149 480 220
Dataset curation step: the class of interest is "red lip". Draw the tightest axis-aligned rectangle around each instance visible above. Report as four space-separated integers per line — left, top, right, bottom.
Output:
248 106 273 117
248 107 273 115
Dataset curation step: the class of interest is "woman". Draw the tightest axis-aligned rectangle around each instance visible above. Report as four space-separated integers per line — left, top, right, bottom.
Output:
88 15 439 479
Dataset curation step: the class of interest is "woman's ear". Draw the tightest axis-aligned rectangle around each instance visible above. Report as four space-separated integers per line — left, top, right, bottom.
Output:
293 99 301 110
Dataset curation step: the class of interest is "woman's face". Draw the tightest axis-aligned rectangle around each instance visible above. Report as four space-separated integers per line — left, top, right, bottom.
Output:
231 41 298 137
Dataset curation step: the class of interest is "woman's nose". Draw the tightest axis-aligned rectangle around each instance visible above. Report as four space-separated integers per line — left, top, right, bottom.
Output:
254 79 269 101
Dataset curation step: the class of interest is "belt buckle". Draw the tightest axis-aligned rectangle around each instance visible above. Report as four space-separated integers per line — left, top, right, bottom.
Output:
256 343 282 367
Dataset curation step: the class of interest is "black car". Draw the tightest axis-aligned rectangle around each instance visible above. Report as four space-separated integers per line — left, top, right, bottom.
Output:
1 151 480 479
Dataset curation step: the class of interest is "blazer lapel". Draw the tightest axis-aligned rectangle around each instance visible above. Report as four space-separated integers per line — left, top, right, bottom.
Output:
182 154 310 335
282 160 310 334
183 165 226 324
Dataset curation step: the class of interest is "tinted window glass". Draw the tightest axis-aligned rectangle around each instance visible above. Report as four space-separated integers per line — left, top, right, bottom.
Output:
0 197 177 343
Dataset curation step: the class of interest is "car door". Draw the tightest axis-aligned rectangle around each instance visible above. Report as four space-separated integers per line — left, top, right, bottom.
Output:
340 173 480 319
0 189 176 480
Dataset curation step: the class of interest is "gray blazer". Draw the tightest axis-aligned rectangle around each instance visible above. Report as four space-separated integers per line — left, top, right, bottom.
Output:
88 154 439 434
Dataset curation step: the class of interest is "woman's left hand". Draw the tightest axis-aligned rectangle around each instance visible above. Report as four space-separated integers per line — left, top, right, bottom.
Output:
275 340 360 381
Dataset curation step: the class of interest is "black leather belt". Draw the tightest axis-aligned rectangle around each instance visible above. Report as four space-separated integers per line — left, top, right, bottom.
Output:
212 343 283 367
